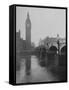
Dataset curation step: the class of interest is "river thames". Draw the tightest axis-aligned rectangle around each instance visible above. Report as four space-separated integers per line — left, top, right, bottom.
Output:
16 55 60 83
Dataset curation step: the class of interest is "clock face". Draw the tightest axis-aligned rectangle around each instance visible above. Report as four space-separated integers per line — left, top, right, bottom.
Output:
27 23 31 28
27 23 30 27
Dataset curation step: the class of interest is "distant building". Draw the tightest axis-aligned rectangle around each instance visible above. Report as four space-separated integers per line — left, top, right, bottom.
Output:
31 42 35 49
16 12 32 53
16 30 26 54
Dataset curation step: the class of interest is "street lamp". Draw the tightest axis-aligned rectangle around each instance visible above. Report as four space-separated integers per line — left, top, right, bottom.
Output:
55 34 60 67
57 34 60 54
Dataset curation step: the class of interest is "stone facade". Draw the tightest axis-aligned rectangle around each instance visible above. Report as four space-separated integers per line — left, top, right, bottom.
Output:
16 30 26 54
40 36 66 51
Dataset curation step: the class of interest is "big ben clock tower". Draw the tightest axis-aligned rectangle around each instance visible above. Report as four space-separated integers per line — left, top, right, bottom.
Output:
25 12 31 50
25 12 31 75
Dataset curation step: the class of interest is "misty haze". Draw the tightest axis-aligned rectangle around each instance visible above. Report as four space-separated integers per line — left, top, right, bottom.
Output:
16 6 67 84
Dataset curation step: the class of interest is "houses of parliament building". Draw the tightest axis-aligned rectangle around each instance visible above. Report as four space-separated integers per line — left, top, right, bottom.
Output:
16 12 31 54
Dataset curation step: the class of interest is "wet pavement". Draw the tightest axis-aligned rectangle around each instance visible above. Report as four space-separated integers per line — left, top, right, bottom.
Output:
16 55 59 83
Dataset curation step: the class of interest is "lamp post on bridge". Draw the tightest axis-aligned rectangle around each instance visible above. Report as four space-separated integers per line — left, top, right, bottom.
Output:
57 34 60 54
56 34 60 66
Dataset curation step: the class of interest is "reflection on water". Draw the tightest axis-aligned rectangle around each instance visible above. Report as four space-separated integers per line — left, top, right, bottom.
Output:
16 55 61 83
25 56 31 75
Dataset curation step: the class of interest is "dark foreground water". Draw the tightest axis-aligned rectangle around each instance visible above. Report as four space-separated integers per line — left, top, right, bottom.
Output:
16 55 61 83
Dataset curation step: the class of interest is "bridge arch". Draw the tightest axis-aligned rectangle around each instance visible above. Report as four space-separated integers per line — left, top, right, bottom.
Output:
61 45 66 53
49 46 57 52
60 44 66 50
59 45 66 67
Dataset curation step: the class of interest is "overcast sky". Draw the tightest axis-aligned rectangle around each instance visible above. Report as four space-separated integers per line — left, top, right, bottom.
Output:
16 6 66 46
